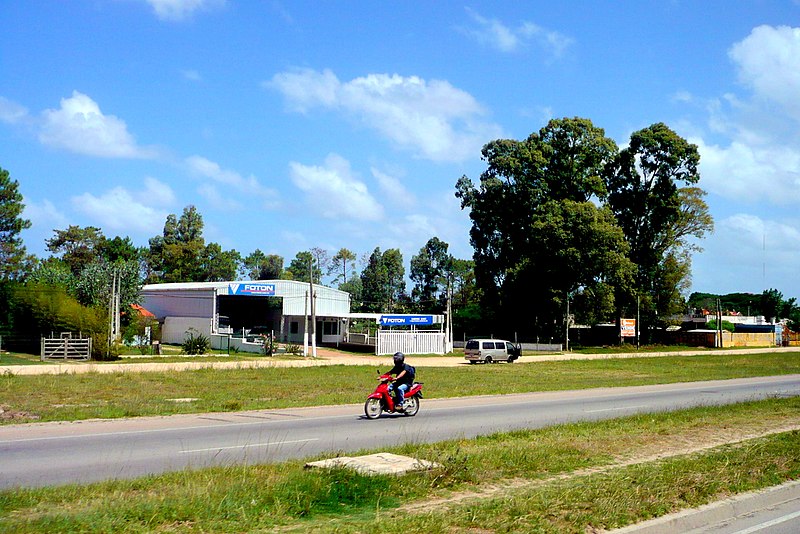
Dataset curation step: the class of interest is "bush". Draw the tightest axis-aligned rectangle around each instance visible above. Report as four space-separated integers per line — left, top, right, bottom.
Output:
8 283 107 355
182 328 210 355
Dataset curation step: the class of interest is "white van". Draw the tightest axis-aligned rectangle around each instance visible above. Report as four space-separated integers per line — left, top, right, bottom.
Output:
464 339 521 364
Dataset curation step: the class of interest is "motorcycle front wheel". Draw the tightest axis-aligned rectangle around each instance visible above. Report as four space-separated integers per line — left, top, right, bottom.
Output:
364 398 382 419
403 396 420 416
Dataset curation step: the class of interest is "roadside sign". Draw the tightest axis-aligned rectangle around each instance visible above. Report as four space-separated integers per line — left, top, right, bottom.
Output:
620 318 636 337
379 315 435 326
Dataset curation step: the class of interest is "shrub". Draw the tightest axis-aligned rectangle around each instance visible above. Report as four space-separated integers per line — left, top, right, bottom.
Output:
182 328 210 355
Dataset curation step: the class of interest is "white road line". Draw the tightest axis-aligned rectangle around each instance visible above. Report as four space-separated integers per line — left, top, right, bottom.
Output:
585 405 648 413
730 509 800 534
180 438 319 454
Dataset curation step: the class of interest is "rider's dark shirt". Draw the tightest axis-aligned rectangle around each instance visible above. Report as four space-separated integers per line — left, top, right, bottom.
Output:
389 362 414 386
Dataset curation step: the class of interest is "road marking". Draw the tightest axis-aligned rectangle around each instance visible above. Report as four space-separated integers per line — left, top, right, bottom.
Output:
180 438 319 454
730 509 800 534
585 405 648 413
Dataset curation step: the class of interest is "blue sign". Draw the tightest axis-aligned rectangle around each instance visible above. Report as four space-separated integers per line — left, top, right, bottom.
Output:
379 315 435 326
229 283 276 296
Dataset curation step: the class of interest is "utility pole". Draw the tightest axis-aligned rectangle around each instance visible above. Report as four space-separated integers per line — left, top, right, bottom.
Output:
107 267 121 358
717 298 723 348
565 293 570 352
309 257 317 358
303 290 309 357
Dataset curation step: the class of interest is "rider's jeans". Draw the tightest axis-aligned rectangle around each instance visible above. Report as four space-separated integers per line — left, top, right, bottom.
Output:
394 383 409 407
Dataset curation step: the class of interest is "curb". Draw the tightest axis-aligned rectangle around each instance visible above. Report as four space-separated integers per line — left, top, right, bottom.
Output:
611 479 800 533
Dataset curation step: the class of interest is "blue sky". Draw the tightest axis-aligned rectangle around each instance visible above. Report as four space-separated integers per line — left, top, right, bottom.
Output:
1 1 799 301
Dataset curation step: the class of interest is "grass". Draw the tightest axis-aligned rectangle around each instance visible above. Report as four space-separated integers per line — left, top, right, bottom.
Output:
2 351 799 424
1 397 798 532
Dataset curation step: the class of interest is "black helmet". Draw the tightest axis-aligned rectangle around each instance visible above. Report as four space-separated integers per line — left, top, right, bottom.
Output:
393 352 405 365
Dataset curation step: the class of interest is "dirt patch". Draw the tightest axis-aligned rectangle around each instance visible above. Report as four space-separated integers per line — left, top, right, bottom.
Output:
0 404 40 422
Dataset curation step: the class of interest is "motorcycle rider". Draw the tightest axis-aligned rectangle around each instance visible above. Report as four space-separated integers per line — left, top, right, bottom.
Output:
388 352 415 410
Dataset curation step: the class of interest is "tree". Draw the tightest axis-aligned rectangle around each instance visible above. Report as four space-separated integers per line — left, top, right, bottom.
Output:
360 247 406 313
456 117 627 338
146 206 206 283
329 248 357 286
76 259 141 309
286 251 320 283
99 236 139 263
243 250 284 280
310 247 331 284
201 243 241 282
46 226 106 276
0 166 34 280
760 288 792 322
410 237 452 310
604 123 710 337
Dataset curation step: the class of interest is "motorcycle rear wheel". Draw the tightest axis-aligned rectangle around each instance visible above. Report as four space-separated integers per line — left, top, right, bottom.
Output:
403 396 420 416
364 398 382 419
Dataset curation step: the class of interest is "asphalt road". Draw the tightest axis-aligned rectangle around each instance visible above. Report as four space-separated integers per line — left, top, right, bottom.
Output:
2 374 799 490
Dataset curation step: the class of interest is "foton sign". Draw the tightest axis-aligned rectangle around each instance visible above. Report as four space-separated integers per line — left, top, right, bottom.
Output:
229 283 276 296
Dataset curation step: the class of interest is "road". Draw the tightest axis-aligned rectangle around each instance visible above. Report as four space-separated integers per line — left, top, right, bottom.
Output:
2 374 799 490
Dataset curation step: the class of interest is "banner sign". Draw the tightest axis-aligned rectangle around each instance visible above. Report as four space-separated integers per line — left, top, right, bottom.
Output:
379 315 435 326
620 318 636 337
229 283 276 296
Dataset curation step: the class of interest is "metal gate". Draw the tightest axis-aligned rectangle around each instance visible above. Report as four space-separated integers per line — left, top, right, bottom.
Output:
41 333 92 361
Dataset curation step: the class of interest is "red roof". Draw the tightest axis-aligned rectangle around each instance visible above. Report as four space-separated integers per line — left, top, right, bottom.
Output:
131 304 156 318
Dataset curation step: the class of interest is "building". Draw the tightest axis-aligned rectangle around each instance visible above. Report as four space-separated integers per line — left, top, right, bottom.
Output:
141 280 350 350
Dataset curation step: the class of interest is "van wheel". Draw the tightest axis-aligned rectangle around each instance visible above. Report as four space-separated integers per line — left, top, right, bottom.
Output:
485 356 493 364
507 357 514 363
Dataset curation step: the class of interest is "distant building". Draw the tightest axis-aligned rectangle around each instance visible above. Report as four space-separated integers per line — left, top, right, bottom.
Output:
141 280 350 348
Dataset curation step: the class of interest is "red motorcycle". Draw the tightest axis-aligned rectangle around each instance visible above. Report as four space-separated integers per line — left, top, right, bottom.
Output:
364 371 423 419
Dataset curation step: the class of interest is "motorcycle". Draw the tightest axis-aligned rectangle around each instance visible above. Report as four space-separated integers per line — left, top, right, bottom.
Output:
364 370 423 419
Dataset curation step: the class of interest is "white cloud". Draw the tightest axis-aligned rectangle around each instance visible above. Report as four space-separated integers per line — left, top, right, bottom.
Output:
145 0 225 21
729 25 800 121
181 69 202 82
372 168 415 209
687 25 800 206
39 91 156 158
289 153 384 221
185 155 279 208
23 198 69 231
72 187 170 233
268 68 502 162
463 8 573 58
197 183 241 210
140 176 177 207
0 96 29 124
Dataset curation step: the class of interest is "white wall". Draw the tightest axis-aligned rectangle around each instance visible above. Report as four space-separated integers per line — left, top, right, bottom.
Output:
162 317 213 345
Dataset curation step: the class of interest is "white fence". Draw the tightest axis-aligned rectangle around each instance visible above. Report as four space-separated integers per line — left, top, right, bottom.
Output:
376 331 447 355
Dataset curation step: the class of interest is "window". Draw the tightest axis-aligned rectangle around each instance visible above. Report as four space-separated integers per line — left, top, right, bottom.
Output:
323 321 338 336
290 322 299 334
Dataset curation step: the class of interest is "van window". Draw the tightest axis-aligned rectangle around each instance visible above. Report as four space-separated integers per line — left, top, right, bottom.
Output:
506 342 514 351
466 340 479 349
494 342 504 349
482 341 493 349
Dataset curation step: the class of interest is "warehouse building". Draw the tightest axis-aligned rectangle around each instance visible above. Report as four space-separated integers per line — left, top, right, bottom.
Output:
141 280 351 351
